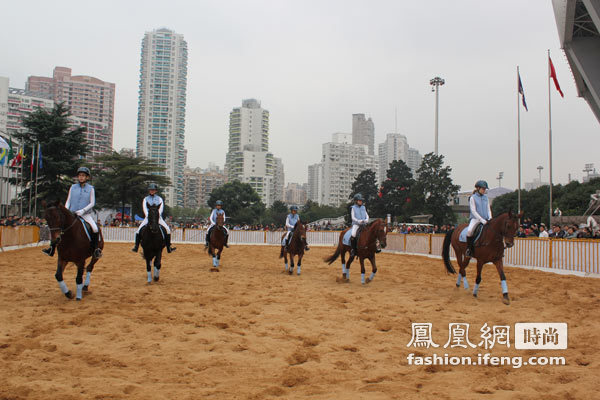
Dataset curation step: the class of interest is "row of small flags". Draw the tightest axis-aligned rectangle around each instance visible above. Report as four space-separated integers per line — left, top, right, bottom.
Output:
0 140 43 172
518 55 564 112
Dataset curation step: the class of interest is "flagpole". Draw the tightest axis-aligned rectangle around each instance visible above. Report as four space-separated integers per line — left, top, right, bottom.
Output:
33 143 40 217
517 66 522 213
28 145 34 215
19 155 23 218
548 49 554 227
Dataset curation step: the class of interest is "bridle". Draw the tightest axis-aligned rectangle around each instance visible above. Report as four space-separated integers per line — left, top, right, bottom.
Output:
46 206 79 240
482 214 518 249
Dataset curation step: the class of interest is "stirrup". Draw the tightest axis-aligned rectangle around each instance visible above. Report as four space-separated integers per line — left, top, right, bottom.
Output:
42 247 53 256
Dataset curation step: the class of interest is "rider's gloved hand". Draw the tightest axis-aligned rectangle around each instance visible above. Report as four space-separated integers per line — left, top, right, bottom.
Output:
76 210 84 217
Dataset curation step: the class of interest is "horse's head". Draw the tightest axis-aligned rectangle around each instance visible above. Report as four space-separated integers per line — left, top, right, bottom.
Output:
43 200 69 243
294 220 307 244
147 204 160 233
216 212 225 227
500 210 524 248
373 219 388 249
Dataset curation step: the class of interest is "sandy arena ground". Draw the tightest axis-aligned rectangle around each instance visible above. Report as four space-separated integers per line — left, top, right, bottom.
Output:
0 243 599 399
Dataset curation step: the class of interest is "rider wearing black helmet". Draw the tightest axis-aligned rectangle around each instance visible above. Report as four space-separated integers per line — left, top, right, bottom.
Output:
205 200 229 248
131 183 176 253
466 180 492 257
350 193 369 257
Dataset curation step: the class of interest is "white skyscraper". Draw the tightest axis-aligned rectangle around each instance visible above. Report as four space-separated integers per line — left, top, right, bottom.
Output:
225 99 282 206
378 133 422 182
308 133 377 206
352 113 375 155
136 28 188 206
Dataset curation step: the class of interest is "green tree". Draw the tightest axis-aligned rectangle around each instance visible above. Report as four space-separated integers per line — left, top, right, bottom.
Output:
347 169 385 218
170 206 210 225
207 180 265 225
262 200 289 225
93 150 170 221
15 103 89 213
379 160 417 222
415 153 460 225
302 200 347 223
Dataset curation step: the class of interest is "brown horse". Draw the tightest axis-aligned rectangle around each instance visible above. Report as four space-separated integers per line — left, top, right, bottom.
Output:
207 213 225 271
442 211 523 304
325 219 388 284
279 220 307 275
43 201 104 301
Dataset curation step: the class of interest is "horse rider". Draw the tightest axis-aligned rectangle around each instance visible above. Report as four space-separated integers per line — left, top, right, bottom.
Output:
43 167 102 258
350 193 369 257
466 180 492 257
282 205 310 251
131 183 176 253
205 200 229 249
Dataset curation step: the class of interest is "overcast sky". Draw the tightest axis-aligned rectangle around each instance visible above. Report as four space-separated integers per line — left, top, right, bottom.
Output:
1 0 598 191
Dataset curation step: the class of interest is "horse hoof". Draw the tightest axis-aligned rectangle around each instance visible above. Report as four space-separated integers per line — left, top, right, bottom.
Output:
502 294 510 305
76 298 82 301
366 278 372 284
456 284 460 288
65 291 73 299
83 285 89 292
473 293 477 298
288 270 293 275
153 277 159 282
336 277 350 283
210 268 219 272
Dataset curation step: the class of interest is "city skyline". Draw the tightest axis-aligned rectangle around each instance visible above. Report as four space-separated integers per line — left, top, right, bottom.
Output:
1 0 598 192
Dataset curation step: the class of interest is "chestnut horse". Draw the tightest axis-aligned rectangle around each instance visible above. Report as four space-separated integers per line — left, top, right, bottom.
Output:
279 220 307 275
43 201 104 301
207 213 225 271
325 219 388 284
442 211 523 304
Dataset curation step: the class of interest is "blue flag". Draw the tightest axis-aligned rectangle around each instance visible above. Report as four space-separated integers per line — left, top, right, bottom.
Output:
0 148 6 166
518 73 528 111
38 145 43 169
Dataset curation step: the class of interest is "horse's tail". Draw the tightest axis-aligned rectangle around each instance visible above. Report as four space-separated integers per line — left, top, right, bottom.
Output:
442 229 456 274
324 233 344 264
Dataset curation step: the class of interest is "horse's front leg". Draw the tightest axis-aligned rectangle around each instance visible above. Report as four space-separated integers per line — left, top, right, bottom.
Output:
365 255 377 284
494 259 510 305
341 245 348 279
296 253 303 276
154 252 162 282
55 258 73 299
288 254 294 275
472 260 484 297
83 257 99 292
283 249 289 273
75 262 85 301
146 256 153 283
216 248 222 268
455 245 470 289
359 257 367 284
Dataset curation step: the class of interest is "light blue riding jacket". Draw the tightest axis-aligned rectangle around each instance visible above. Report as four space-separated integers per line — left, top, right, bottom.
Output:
210 209 226 224
66 183 95 214
143 194 164 217
351 204 368 226
469 193 490 222
286 213 299 231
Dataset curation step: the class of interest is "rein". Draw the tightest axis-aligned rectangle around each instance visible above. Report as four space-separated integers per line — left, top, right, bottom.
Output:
481 215 512 249
46 206 80 235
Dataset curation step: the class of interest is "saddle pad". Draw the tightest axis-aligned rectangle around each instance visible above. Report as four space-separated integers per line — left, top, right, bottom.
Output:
459 224 483 243
342 229 352 246
79 217 91 241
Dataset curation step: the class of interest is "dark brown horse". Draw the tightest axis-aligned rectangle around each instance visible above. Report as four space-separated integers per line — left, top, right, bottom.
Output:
279 220 307 275
325 219 388 284
207 213 225 271
140 204 164 283
43 201 104 301
442 211 523 304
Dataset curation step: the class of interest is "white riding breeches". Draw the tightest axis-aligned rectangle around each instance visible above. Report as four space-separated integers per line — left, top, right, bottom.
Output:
137 217 170 234
282 230 292 246
351 224 361 237
80 213 98 233
467 219 481 237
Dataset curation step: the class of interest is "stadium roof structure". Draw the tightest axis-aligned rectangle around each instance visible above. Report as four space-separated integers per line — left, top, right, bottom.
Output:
552 0 600 124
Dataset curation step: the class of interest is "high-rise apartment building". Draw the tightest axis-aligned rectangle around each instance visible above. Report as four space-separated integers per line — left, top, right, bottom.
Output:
272 157 285 204
225 99 282 206
136 28 188 206
308 133 377 206
183 165 227 208
284 183 307 206
26 67 115 160
378 133 422 182
352 113 375 155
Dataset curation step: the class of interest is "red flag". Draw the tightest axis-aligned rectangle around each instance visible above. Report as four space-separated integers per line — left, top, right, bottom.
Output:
549 56 564 97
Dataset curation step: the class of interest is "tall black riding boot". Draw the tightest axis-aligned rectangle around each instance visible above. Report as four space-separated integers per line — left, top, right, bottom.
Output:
224 233 229 248
131 233 140 252
166 233 176 253
91 232 102 258
205 229 211 249
350 236 358 257
466 236 475 257
42 241 56 257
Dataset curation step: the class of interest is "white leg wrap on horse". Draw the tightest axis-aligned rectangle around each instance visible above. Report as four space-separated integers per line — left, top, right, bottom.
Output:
76 283 83 299
84 272 91 287
501 280 508 294
462 276 469 289
58 280 69 294
342 264 347 275
147 272 152 282
473 283 480 295
361 273 365 284
285 263 288 271
369 272 375 281
297 265 301 275
154 268 159 278
456 273 462 286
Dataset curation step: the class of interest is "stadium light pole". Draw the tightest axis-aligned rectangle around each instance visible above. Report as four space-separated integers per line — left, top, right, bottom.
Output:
537 166 543 183
429 76 445 155
496 171 504 188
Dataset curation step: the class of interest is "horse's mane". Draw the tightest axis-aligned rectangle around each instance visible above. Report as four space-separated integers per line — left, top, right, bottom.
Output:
367 218 383 227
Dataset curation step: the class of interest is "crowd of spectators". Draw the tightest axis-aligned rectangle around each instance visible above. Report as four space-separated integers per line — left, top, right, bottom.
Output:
516 218 600 239
0 215 45 227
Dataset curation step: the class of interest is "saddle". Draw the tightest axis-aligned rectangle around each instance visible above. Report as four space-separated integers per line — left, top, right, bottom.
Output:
459 223 485 244
79 217 93 242
141 224 166 240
